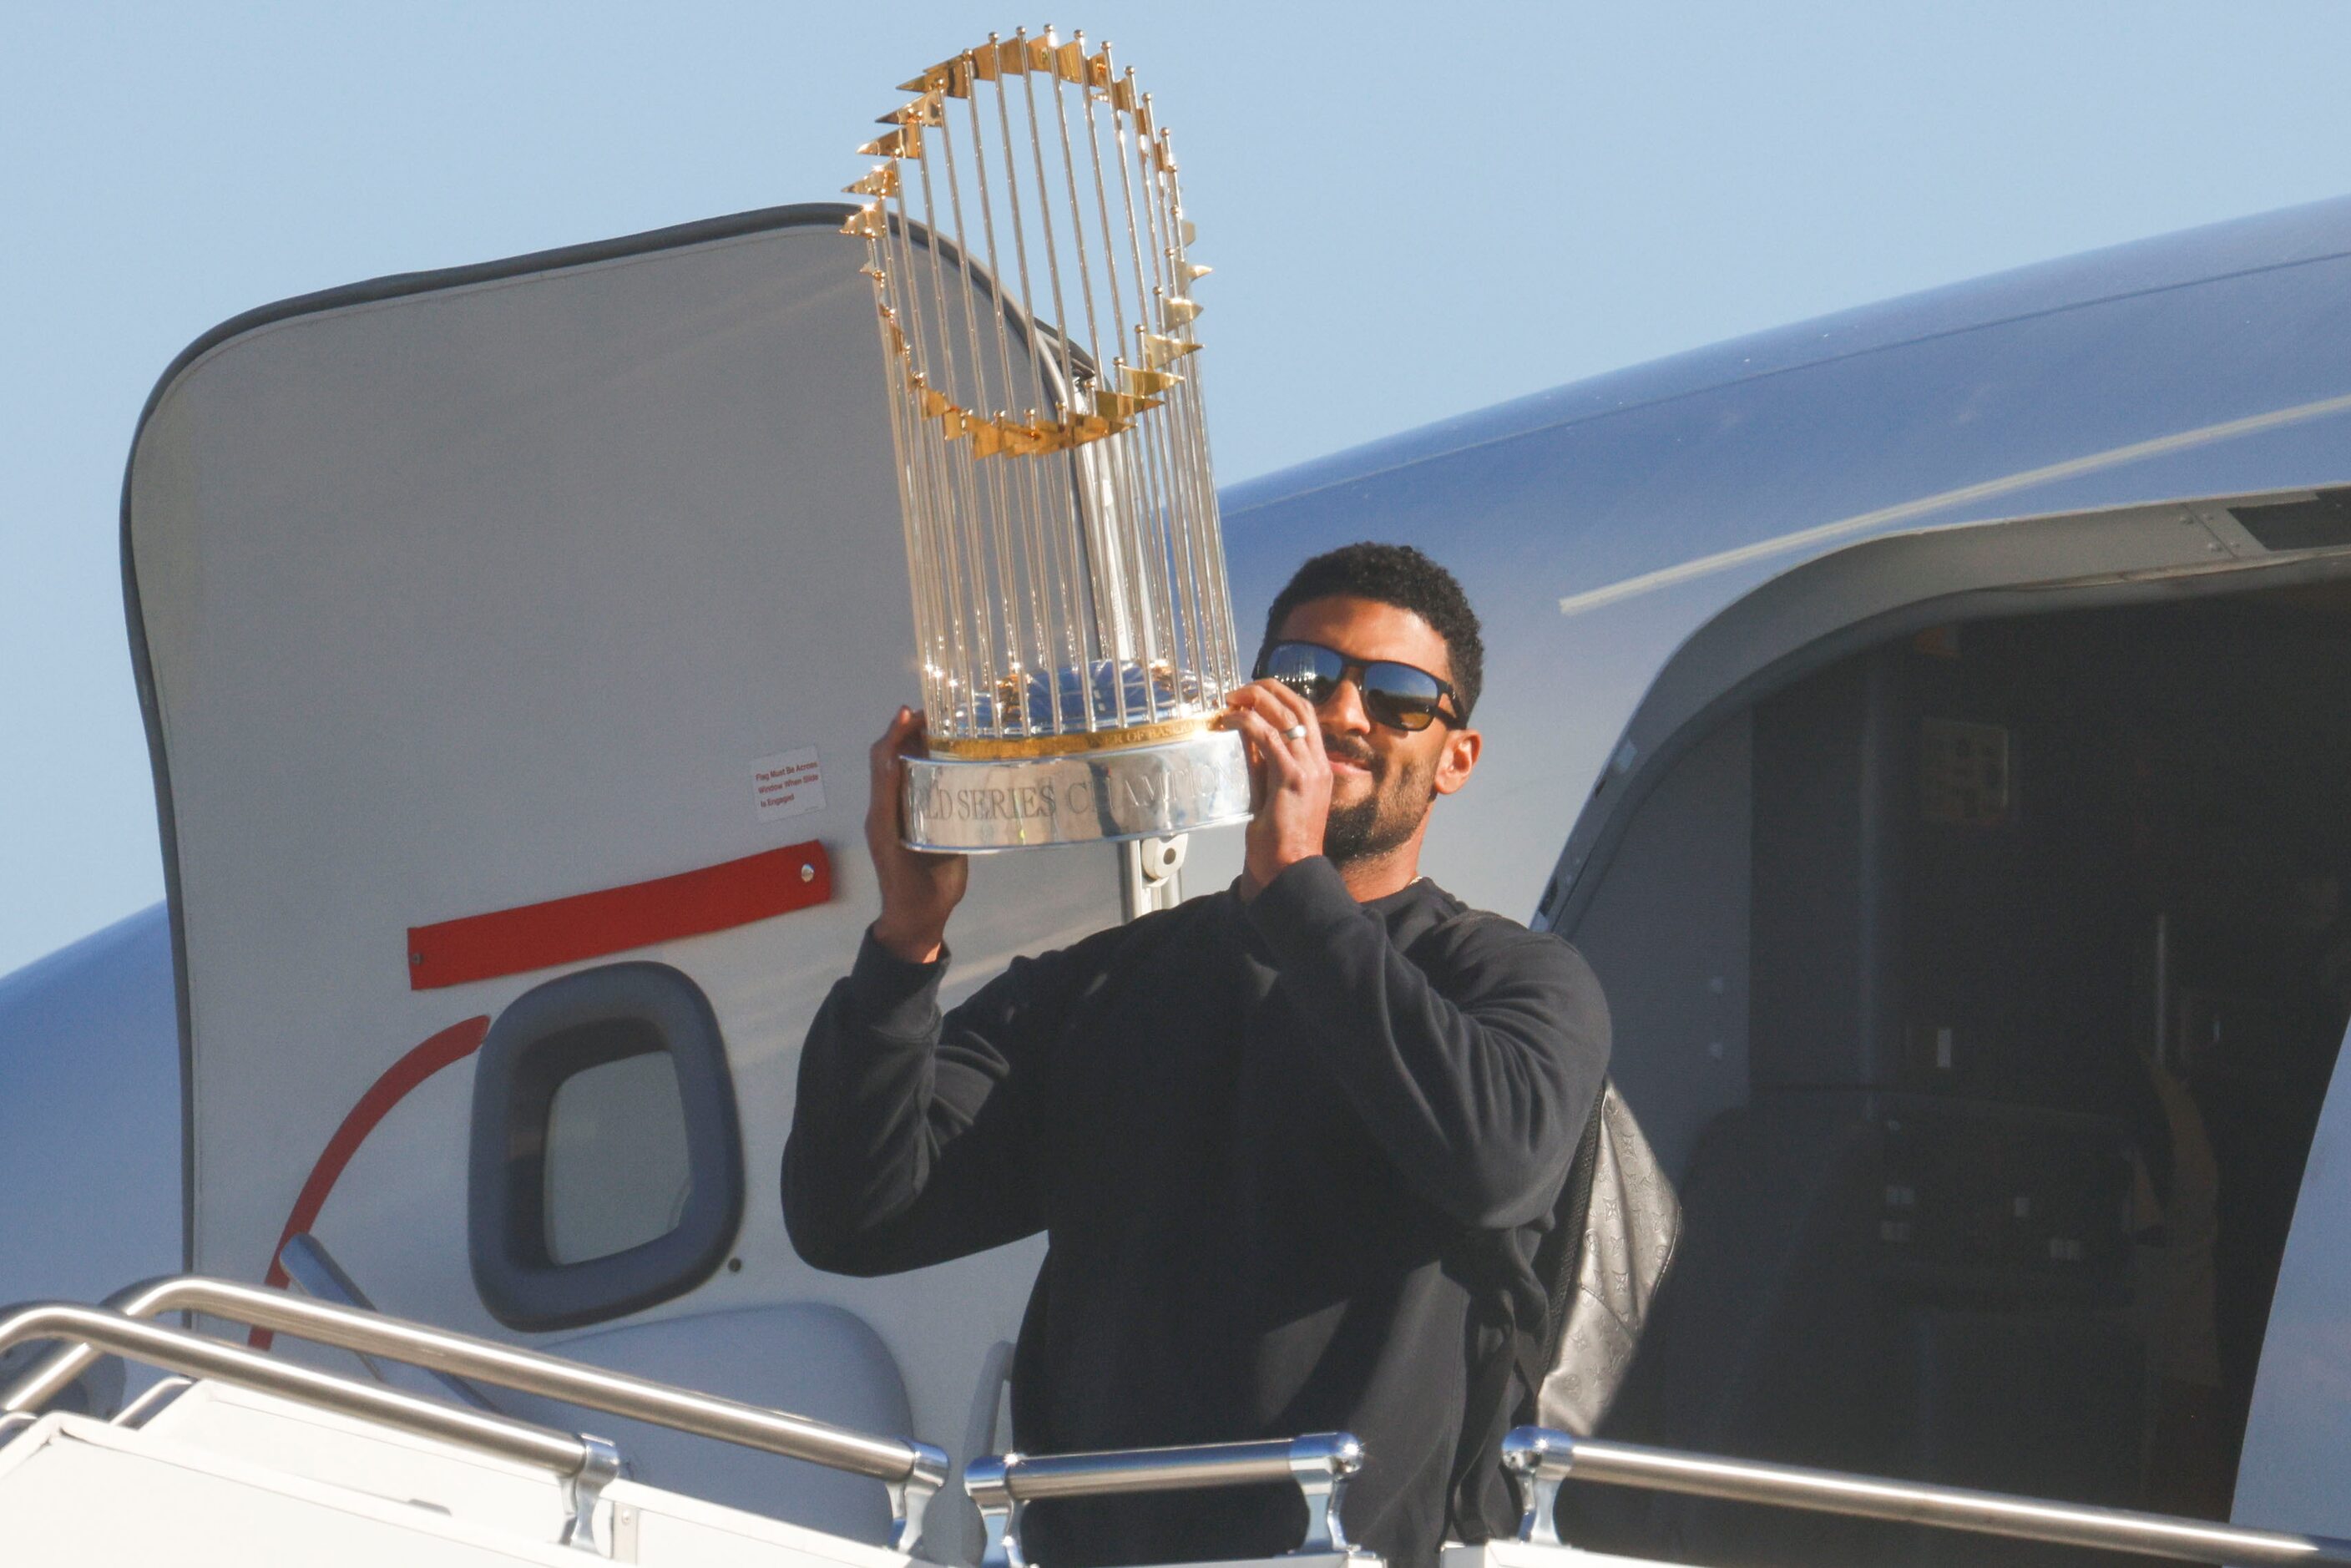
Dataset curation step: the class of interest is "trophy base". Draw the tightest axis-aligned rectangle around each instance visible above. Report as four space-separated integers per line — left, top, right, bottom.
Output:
902 726 1251 852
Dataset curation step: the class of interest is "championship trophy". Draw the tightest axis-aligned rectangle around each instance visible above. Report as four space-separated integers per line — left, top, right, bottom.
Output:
843 28 1250 890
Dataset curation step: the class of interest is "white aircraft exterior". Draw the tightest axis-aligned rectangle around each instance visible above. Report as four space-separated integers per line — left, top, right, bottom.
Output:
4 190 2351 1562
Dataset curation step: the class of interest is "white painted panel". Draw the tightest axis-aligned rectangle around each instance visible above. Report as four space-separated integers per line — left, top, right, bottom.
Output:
0 1413 581 1565
129 213 1119 1469
486 1302 915 1542
142 1378 578 1539
2 1394 946 1566
137 1378 933 1561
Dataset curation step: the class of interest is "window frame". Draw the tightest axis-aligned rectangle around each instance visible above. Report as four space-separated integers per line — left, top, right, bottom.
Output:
468 961 743 1331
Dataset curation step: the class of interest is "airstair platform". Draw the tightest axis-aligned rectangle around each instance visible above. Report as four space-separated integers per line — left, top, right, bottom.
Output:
0 1388 920 1566
0 1279 952 1566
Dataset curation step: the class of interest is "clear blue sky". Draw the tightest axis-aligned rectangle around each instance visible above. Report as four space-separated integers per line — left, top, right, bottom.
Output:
8 2 2351 976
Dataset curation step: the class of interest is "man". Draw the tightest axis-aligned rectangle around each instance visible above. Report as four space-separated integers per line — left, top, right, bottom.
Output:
783 543 1609 1568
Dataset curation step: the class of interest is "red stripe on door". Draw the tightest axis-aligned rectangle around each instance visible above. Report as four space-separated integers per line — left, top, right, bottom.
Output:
253 1015 491 1348
406 841 832 990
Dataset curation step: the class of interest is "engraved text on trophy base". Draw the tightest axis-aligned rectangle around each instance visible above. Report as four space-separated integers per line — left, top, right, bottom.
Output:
901 731 1251 852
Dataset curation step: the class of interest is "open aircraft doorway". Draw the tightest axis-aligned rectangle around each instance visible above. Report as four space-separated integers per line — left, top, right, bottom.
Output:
1551 498 2351 1567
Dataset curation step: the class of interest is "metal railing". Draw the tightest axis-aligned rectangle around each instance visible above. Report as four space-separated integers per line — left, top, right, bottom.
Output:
276 1231 497 1411
0 1301 622 1552
965 1433 1365 1568
1 1275 949 1552
1500 1426 2351 1566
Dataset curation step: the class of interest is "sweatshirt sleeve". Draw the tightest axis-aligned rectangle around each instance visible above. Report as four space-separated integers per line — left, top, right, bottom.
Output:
781 928 1074 1276
1245 857 1610 1228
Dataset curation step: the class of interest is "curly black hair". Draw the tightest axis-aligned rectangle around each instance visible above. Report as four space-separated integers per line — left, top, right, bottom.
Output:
1259 542 1484 721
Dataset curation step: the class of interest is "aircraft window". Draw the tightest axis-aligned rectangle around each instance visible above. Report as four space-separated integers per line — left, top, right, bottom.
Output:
543 1046 694 1265
468 961 742 1331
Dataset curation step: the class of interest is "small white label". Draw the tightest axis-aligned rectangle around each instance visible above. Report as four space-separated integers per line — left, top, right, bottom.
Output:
751 746 826 822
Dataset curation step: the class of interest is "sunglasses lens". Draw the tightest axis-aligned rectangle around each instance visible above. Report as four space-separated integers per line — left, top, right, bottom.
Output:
1362 663 1445 731
1263 643 1340 705
1364 695 1435 731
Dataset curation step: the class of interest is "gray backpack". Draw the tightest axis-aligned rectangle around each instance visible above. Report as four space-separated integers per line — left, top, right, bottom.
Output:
1522 1082 1682 1434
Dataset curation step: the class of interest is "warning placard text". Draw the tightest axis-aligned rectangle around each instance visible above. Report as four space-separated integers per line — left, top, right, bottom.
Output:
751 746 826 822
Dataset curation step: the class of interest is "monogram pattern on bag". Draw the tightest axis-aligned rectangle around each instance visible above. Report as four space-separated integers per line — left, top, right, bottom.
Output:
1537 1085 1682 1435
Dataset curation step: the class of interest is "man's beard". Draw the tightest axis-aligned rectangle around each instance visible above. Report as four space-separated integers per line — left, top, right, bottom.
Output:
1322 739 1434 867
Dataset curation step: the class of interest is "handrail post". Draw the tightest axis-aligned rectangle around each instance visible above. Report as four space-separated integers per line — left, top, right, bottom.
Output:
1498 1428 1571 1546
966 1452 1026 1568
887 1439 953 1555
1288 1433 1363 1554
560 1432 623 1555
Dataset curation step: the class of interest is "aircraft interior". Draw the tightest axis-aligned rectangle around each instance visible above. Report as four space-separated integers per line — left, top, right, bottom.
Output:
1565 579 2351 1566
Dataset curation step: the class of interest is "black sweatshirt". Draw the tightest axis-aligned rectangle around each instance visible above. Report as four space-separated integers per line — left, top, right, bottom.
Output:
782 857 1610 1568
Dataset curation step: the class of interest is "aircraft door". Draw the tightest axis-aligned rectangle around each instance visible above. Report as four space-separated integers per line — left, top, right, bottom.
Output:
2228 1009 2351 1538
1558 579 2351 1563
124 206 1129 1474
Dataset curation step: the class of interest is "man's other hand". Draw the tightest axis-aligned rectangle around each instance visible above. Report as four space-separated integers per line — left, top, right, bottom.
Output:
1227 678 1332 898
867 706 967 963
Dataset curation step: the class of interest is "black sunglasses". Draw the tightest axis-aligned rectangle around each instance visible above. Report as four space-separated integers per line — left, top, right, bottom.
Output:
1253 640 1464 732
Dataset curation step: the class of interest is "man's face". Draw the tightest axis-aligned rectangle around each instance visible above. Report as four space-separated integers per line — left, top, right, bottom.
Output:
1268 595 1481 867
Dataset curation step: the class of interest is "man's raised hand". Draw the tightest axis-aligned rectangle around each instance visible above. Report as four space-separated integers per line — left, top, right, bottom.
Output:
1226 679 1332 898
867 706 967 963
